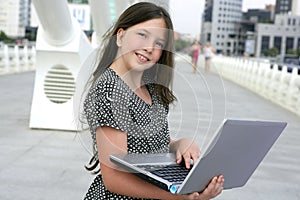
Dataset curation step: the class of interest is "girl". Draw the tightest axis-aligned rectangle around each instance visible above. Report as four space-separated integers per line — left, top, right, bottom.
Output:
83 2 224 199
204 42 214 72
190 40 201 74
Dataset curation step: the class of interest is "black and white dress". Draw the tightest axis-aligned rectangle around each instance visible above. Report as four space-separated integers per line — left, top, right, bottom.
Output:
83 68 170 200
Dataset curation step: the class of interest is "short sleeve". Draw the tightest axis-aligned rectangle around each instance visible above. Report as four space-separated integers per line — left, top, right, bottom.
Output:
83 80 120 133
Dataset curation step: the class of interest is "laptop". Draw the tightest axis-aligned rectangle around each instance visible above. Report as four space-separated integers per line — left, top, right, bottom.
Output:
110 119 287 194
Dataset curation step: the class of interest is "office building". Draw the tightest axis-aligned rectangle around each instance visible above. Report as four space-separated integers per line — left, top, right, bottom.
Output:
0 0 31 38
241 5 275 56
244 9 273 23
201 0 243 55
255 14 300 58
275 0 292 14
275 0 300 15
291 0 300 15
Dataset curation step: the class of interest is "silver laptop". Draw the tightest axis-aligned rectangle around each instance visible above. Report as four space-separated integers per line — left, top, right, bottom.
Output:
110 119 287 194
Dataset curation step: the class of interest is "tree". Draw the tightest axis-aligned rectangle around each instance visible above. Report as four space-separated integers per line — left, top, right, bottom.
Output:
264 47 279 57
0 31 16 43
286 49 298 55
175 39 192 52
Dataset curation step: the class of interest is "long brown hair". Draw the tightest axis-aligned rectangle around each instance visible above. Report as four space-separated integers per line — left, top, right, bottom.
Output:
92 2 176 104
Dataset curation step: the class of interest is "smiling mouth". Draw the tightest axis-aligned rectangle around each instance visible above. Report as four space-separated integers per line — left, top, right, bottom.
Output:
136 53 150 63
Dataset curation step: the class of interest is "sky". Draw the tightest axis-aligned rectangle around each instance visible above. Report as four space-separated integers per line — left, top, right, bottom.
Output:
169 0 276 36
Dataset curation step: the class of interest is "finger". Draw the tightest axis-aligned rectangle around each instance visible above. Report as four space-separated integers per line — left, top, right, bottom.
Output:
176 151 182 164
216 175 224 186
212 176 222 188
216 176 225 190
219 175 225 183
182 152 191 169
208 177 218 190
190 151 201 162
211 176 224 195
212 176 218 185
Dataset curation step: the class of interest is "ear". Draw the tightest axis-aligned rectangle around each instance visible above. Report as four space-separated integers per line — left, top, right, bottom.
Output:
116 28 125 47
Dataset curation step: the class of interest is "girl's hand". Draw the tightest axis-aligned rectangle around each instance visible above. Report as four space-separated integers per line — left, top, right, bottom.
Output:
180 175 224 200
170 138 201 169
170 138 224 199
198 175 224 200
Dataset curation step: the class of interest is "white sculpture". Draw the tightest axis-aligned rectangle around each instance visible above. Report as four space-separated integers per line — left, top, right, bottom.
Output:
29 0 93 131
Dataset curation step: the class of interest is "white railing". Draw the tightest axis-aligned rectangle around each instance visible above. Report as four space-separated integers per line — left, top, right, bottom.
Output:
0 43 36 75
210 55 300 117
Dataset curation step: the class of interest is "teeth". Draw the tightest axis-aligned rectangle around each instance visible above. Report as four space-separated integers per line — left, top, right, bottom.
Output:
137 54 148 62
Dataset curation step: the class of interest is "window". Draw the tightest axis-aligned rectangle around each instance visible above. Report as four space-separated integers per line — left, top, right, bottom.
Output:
274 36 282 53
286 37 294 53
207 33 211 42
261 36 270 55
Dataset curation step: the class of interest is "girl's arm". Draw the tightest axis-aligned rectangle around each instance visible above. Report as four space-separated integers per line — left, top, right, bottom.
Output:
97 126 202 200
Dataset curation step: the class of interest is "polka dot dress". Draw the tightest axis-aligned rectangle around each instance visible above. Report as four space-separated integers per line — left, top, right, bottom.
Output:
83 68 170 199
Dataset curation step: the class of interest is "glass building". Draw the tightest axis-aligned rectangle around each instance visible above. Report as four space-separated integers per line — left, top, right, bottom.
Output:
275 0 292 14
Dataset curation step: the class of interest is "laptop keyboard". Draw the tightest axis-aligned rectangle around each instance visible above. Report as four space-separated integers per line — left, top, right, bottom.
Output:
139 164 191 183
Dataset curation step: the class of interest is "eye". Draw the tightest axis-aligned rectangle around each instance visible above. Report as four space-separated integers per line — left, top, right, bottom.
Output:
155 41 165 49
137 32 147 38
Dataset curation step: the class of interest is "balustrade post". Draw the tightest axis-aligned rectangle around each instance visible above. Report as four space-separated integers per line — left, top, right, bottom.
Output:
23 45 29 71
4 44 10 73
14 45 20 72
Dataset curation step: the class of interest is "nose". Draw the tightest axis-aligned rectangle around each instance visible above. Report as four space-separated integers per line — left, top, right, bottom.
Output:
143 40 155 53
143 45 154 54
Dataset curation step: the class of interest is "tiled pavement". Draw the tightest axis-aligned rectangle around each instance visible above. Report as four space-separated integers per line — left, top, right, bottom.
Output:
0 56 299 200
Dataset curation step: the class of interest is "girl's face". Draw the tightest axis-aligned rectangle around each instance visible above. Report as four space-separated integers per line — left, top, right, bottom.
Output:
116 18 167 72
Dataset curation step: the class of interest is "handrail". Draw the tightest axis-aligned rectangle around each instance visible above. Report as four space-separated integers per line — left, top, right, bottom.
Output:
210 55 300 117
0 44 36 75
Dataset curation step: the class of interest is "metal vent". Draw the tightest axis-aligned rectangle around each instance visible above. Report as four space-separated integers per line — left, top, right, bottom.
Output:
44 65 75 104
